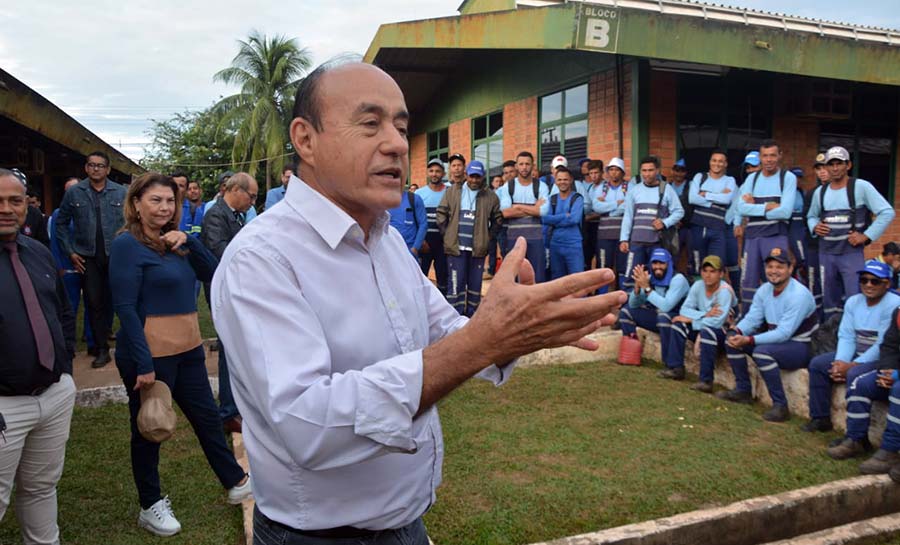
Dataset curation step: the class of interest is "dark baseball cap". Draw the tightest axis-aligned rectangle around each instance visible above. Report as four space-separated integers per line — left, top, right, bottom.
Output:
427 158 444 169
448 153 466 164
764 247 790 264
218 170 234 184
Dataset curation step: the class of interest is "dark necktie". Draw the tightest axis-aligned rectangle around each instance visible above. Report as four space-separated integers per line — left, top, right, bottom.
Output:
233 210 245 227
4 242 55 371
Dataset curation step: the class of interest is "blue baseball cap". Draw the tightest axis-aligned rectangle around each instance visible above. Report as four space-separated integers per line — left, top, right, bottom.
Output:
858 260 892 280
672 158 687 170
744 151 760 167
790 167 805 178
650 248 671 263
466 161 485 177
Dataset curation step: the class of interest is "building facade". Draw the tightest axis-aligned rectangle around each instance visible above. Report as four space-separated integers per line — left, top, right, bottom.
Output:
365 0 900 254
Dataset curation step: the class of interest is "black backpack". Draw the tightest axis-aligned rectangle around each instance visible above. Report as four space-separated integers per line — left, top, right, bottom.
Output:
508 178 541 202
407 192 418 231
680 174 706 226
817 177 871 240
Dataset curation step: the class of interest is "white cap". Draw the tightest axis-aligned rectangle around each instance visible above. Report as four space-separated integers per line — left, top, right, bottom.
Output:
607 157 626 173
551 155 568 169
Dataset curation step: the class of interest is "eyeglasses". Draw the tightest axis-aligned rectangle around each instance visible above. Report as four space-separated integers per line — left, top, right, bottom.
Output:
859 277 887 286
86 163 109 170
240 187 258 201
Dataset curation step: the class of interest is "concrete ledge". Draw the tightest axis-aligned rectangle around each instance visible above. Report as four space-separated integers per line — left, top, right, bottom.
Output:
528 475 900 545
761 512 900 545
632 328 888 443
75 377 220 408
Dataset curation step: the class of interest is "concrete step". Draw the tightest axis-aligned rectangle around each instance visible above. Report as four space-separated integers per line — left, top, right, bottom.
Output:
527 475 900 545
760 513 900 545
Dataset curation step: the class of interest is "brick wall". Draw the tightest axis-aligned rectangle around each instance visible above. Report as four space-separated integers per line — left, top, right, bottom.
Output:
587 64 633 174
772 116 820 192
868 123 900 258
409 133 427 187
448 118 471 161
503 97 538 161
649 70 678 178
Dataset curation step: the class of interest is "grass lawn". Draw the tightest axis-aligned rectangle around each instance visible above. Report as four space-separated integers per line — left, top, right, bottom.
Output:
426 359 859 545
0 404 243 545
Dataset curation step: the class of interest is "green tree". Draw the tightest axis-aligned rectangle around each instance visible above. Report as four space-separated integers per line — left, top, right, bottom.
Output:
212 30 311 190
141 106 236 200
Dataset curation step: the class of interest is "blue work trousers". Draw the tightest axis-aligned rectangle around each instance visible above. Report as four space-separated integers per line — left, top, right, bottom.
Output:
447 251 484 317
725 340 810 407
619 306 675 363
550 242 585 280
808 352 876 421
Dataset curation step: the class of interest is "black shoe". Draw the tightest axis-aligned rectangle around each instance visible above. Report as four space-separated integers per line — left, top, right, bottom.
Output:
763 404 790 423
859 448 900 474
87 346 99 358
715 389 753 404
657 367 686 380
690 381 713 394
801 418 833 433
91 350 111 368
828 438 871 461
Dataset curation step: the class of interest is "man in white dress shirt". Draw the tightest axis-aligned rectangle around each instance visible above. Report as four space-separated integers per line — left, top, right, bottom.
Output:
211 61 625 545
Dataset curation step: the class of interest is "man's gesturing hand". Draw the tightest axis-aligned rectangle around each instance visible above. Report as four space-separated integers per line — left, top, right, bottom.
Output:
419 237 626 413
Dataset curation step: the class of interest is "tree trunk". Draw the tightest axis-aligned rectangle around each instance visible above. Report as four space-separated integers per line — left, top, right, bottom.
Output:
265 160 271 192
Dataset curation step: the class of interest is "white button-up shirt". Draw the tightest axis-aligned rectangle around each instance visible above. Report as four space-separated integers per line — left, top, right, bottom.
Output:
211 177 511 531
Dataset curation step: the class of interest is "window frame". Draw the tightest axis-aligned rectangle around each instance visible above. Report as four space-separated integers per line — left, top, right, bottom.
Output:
471 111 504 178
538 83 590 173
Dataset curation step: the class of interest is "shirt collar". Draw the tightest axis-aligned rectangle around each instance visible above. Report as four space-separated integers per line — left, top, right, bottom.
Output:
287 176 389 250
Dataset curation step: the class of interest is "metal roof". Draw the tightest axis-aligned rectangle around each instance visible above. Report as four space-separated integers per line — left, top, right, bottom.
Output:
518 0 899 45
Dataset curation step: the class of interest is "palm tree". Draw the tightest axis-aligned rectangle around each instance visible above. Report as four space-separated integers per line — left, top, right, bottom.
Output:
212 31 311 190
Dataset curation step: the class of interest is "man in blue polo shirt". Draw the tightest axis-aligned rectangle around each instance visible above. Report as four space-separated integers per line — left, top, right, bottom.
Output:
264 167 293 210
387 185 427 258
807 146 895 321
737 140 798 315
544 167 584 280
498 151 549 283
688 150 736 275
720 247 817 422
416 158 450 294
803 261 900 453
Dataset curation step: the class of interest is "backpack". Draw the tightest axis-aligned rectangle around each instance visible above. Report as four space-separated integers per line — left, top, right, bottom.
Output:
407 192 418 231
507 178 541 202
680 173 706 226
655 182 679 256
817 177 870 235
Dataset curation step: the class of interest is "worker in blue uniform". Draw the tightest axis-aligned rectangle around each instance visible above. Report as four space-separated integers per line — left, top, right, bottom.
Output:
387 187 427 258
670 255 739 391
544 167 584 280
669 159 692 273
787 167 809 283
828 306 900 477
805 153 829 319
618 248 690 372
719 247 817 422
807 146 895 321
498 151 550 283
415 158 450 294
588 157 629 291
737 140 798 316
619 156 684 290
688 150 737 278
724 152 759 294
804 261 900 457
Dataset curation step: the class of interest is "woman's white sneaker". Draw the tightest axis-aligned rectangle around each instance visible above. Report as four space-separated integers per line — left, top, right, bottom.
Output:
227 474 253 505
138 496 182 536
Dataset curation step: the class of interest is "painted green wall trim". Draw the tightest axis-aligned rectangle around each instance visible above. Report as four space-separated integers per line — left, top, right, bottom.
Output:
458 0 517 16
630 60 650 175
366 4 900 86
365 4 580 63
413 51 615 135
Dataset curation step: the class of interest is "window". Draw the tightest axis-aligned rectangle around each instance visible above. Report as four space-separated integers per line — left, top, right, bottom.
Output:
427 128 449 164
819 85 897 201
676 70 772 179
539 84 589 175
471 112 503 178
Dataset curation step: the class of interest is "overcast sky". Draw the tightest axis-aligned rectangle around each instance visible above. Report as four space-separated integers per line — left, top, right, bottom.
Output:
2 1 898 162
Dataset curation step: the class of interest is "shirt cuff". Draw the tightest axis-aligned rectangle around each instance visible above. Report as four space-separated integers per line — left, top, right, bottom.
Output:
353 350 424 453
476 359 519 386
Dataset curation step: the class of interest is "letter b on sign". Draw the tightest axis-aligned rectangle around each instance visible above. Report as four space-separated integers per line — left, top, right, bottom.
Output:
586 18 611 48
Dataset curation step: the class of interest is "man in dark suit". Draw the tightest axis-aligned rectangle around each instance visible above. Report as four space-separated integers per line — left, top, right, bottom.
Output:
201 171 258 434
0 169 76 544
